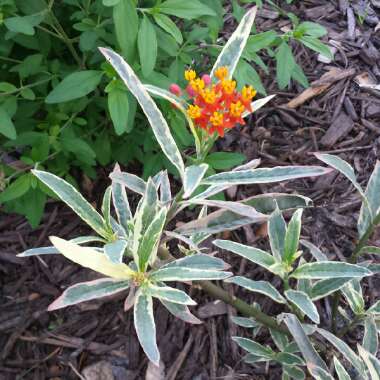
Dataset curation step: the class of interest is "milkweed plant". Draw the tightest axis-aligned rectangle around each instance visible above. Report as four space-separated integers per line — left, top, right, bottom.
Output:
19 7 380 378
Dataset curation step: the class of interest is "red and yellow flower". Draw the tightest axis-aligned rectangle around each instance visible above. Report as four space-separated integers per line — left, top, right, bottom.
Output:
169 67 257 137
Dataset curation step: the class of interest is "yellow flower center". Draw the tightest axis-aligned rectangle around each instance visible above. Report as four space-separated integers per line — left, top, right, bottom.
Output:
201 88 217 104
242 85 257 102
187 105 202 119
221 79 236 95
210 111 223 126
190 78 205 92
230 101 245 117
185 69 197 81
215 66 229 80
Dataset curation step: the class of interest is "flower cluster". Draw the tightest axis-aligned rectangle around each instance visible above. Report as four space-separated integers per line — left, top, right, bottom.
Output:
169 67 257 137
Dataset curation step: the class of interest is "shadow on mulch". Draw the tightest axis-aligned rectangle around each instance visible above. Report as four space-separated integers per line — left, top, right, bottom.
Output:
1 1 380 378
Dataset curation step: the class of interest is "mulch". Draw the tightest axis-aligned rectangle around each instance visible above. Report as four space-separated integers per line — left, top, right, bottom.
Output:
1 1 380 379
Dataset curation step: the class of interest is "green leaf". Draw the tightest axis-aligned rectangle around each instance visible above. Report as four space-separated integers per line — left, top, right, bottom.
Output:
291 262 372 279
150 267 231 282
243 94 276 117
104 240 127 263
246 30 277 53
46 71 103 104
300 240 328 261
160 299 202 324
103 0 120 6
359 246 380 256
292 62 309 88
363 316 378 355
341 280 365 315
202 166 332 186
232 337 274 359
0 106 17 139
110 171 147 195
285 290 319 324
310 278 352 301
48 278 130 311
32 170 109 238
284 209 303 264
159 0 216 20
276 41 295 89
268 208 286 261
234 59 266 95
0 82 17 92
102 186 112 228
226 276 286 303
317 328 366 375
153 14 183 44
275 352 304 366
134 290 159 364
283 365 306 380
333 357 351 380
4 16 35 35
100 48 185 178
211 7 257 79
205 152 246 170
231 316 259 328
308 366 334 380
183 164 209 198
147 284 196 305
298 36 333 59
113 0 138 61
108 89 129 135
368 300 380 314
0 174 30 203
296 22 327 38
111 164 132 232
282 314 328 372
138 207 167 271
138 15 157 77
213 240 278 273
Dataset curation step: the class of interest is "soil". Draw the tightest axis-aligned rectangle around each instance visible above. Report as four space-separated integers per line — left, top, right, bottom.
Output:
1 1 380 379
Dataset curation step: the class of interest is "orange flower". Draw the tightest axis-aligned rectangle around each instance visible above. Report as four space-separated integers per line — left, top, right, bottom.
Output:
242 85 257 103
210 111 223 126
215 66 228 80
187 105 202 119
184 69 196 81
230 101 245 118
191 78 205 93
221 79 236 95
201 88 217 104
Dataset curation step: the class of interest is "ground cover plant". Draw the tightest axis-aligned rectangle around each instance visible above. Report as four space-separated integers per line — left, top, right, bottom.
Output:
15 6 380 379
0 0 332 229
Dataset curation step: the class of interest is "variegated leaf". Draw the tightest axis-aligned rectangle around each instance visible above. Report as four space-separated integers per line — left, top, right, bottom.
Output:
110 170 147 195
147 284 196 305
102 186 112 228
285 290 320 324
242 94 276 117
160 299 202 324
32 170 109 238
358 345 380 380
99 47 185 177
159 170 172 204
104 239 128 263
149 267 231 282
268 208 286 261
183 164 209 198
310 278 352 301
232 337 274 359
111 164 132 231
283 209 303 264
134 290 160 364
226 276 286 303
202 166 331 186
161 254 229 271
50 237 133 279
211 7 257 79
48 278 130 311
333 357 351 380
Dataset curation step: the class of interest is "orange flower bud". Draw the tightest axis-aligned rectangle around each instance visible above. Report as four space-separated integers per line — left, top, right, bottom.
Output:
242 85 257 102
191 78 205 92
230 101 245 118
187 105 202 119
215 66 229 80
221 79 236 95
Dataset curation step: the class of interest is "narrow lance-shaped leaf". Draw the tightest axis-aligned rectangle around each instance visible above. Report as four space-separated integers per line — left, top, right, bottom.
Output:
232 337 274 359
110 171 147 195
149 267 231 282
137 207 167 271
99 48 185 177
147 284 196 305
316 328 366 375
285 290 320 324
111 164 132 231
281 313 328 372
160 299 202 324
226 276 286 304
363 316 378 355
102 186 112 228
134 290 160 364
268 208 286 261
290 262 372 279
159 170 172 204
48 278 130 311
308 366 334 380
300 240 328 261
283 209 303 264
104 239 128 264
242 94 276 118
50 237 133 279
161 254 229 271
183 164 209 198
333 357 351 380
201 166 332 186
358 345 380 380
310 278 352 301
32 170 109 238
211 7 257 79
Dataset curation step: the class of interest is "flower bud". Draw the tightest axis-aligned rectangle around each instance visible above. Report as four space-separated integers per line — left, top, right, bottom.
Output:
169 83 181 96
186 84 196 97
202 74 211 86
